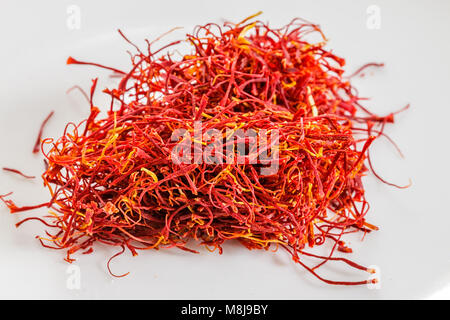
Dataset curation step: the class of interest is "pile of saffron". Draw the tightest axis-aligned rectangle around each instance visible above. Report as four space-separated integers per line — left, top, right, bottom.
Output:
1 14 407 285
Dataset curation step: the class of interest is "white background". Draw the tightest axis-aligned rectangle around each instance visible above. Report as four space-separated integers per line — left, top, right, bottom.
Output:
0 0 449 299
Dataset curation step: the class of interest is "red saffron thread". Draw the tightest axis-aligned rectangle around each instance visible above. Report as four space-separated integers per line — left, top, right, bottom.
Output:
32 111 54 154
2 167 35 179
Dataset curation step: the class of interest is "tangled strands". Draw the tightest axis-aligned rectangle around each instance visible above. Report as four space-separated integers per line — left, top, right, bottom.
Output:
1 14 407 285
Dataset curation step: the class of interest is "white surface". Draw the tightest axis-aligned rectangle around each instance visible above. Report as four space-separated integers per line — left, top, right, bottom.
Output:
0 0 449 299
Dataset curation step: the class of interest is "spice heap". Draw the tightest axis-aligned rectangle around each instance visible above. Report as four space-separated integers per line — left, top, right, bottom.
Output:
1 14 405 285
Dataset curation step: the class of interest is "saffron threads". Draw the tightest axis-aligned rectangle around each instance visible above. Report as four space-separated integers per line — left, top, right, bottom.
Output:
1 14 407 285
32 111 54 154
2 167 35 179
346 62 385 79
